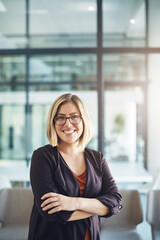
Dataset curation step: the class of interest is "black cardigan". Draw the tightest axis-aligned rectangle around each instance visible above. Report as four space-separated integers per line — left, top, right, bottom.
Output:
28 145 122 240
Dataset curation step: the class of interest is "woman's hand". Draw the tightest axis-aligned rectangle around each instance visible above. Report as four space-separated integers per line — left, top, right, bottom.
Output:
41 192 78 214
41 192 109 216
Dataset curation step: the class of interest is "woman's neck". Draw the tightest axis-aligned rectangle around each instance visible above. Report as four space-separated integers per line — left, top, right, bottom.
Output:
57 142 83 155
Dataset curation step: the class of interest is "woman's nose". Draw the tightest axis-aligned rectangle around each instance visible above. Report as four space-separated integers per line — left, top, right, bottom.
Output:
64 118 72 126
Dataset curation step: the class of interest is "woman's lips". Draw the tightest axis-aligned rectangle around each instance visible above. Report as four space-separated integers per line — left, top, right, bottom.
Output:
63 130 76 134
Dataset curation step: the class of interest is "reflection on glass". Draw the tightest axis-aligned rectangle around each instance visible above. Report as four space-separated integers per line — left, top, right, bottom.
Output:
29 55 97 84
0 0 26 49
30 0 96 48
103 0 146 47
103 54 146 82
149 0 160 47
30 90 98 152
0 106 25 159
104 87 144 163
0 56 26 86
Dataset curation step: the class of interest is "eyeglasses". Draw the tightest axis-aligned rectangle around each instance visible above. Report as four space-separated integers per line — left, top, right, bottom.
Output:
54 114 82 126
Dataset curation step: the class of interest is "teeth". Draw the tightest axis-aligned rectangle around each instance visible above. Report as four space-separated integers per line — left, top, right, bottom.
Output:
64 130 74 134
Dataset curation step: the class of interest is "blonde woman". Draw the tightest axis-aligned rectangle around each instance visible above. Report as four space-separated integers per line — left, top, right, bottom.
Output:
28 93 122 240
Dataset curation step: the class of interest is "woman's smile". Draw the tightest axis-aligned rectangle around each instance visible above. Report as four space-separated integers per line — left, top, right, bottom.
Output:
62 129 76 134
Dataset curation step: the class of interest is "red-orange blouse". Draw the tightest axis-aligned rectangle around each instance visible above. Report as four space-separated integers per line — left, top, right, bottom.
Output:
73 170 90 240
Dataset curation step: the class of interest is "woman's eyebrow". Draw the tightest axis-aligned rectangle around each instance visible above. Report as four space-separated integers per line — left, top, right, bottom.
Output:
57 112 78 116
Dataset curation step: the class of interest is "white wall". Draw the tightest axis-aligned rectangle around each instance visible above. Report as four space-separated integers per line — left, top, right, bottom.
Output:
148 54 160 177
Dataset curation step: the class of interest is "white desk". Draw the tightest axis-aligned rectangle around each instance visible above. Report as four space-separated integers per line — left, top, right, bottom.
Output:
0 161 152 187
108 162 153 184
0 161 30 183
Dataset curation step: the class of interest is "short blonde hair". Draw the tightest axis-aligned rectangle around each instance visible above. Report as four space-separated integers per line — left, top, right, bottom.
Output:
46 93 92 150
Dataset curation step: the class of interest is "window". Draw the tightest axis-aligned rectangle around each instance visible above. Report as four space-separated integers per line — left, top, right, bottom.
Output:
148 0 160 47
29 0 97 48
104 86 144 163
29 55 97 84
0 56 26 159
0 0 26 49
103 54 146 82
103 0 146 47
0 0 150 169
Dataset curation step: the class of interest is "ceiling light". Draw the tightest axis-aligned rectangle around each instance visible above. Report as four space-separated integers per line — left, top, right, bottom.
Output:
0 0 7 12
130 19 136 24
88 6 94 11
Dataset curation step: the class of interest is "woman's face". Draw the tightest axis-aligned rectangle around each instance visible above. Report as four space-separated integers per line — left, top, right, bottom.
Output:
55 101 83 146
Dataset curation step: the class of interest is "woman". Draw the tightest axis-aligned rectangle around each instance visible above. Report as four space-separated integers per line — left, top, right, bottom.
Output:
28 93 122 240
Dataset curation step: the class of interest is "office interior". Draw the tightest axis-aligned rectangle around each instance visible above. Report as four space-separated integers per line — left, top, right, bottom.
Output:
0 0 160 239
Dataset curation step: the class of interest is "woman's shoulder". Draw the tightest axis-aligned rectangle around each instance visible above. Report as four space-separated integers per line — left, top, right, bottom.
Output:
84 148 106 173
85 147 105 165
85 147 103 158
33 144 55 153
32 144 57 162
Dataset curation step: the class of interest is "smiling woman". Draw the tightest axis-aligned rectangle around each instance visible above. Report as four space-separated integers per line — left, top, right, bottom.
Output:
28 93 122 240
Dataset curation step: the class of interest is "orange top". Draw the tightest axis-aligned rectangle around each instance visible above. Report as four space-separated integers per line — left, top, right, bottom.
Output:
73 170 90 240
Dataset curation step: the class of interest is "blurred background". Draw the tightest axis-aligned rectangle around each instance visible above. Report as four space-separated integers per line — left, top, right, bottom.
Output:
1 0 160 239
1 0 160 183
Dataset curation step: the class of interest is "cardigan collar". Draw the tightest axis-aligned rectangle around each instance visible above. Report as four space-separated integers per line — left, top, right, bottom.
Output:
53 146 103 198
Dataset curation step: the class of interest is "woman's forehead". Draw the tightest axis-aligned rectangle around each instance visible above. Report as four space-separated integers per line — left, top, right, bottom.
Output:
57 101 80 114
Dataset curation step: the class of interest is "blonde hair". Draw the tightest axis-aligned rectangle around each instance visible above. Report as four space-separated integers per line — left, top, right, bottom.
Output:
46 93 92 149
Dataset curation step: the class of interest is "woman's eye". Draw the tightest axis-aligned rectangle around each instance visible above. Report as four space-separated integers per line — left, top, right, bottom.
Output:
57 117 65 120
72 115 78 119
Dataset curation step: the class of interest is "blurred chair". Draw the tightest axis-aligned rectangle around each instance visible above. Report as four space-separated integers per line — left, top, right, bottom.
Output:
0 174 11 189
100 190 143 240
139 169 160 194
0 188 33 240
146 189 160 240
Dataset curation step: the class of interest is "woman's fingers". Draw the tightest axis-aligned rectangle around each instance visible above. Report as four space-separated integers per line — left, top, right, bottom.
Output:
41 192 58 200
48 206 62 214
42 201 59 211
41 197 58 208
40 192 77 213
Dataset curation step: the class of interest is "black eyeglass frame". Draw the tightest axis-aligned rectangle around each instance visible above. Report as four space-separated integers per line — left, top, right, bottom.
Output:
54 114 83 126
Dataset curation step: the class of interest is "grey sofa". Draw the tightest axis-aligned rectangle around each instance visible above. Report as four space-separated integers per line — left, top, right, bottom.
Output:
0 188 33 240
100 189 143 240
147 189 160 240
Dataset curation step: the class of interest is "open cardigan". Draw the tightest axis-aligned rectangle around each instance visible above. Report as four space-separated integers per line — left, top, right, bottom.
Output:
28 145 122 240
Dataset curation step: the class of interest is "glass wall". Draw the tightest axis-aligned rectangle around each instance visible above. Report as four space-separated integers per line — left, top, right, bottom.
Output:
30 0 97 48
0 0 26 49
104 86 144 163
0 0 97 49
103 54 146 82
103 53 146 163
2 0 159 170
149 0 160 47
0 56 26 160
29 55 97 84
103 0 146 47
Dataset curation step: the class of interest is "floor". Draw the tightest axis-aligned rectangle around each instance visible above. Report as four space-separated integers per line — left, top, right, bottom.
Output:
137 193 152 240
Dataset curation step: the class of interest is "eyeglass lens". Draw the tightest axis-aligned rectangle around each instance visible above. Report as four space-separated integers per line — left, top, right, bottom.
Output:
55 115 81 125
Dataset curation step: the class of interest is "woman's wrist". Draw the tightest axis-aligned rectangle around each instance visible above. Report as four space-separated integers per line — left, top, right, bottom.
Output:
72 197 81 210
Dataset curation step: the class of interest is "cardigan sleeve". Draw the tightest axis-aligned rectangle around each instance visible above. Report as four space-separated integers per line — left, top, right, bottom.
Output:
95 153 122 218
30 148 74 224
